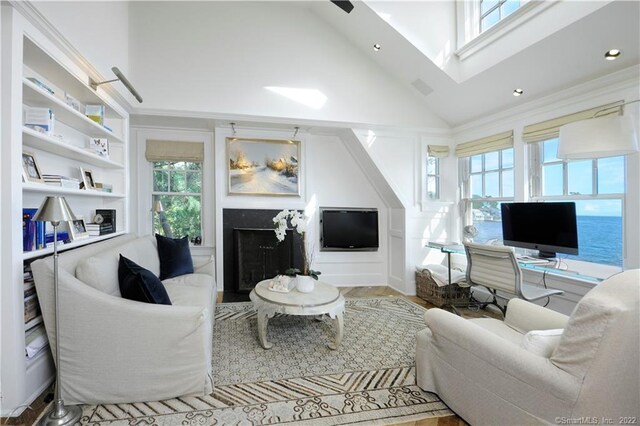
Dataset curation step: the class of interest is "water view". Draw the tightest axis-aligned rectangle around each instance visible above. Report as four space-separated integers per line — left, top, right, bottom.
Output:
474 215 623 267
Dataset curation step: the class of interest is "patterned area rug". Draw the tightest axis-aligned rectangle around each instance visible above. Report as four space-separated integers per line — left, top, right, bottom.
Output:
79 297 451 425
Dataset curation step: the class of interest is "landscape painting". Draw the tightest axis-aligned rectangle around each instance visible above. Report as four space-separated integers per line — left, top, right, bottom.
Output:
227 138 300 196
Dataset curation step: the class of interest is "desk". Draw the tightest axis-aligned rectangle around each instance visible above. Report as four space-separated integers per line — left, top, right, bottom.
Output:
427 242 603 284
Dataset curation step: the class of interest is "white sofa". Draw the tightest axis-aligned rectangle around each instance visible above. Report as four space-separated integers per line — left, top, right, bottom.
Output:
31 234 216 405
416 269 639 425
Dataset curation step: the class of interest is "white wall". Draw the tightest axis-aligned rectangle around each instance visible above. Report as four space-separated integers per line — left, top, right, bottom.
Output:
214 127 389 287
128 1 447 129
30 1 130 82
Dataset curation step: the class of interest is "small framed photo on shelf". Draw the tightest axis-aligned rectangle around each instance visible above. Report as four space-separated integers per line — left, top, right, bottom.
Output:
79 167 96 190
69 218 89 240
89 138 109 158
22 152 44 183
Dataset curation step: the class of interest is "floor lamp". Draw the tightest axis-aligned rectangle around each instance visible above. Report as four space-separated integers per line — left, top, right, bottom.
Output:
33 196 82 426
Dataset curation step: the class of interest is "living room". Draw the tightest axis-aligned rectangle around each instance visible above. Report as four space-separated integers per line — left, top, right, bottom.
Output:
1 1 639 424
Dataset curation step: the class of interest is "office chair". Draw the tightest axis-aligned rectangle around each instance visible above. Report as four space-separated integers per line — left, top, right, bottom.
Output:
463 242 563 315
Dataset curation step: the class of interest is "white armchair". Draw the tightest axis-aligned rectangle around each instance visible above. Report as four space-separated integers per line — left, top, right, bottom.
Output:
416 269 639 425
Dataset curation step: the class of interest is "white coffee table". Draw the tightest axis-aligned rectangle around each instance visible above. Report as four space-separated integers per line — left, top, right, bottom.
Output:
249 279 345 350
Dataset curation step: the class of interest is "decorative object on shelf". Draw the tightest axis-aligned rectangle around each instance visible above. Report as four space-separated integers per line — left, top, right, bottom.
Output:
89 67 143 103
227 138 300 196
32 196 82 426
89 137 109 158
64 93 81 112
272 209 320 293
68 218 89 240
24 106 55 136
22 151 44 183
558 99 639 159
84 104 105 125
79 167 96 190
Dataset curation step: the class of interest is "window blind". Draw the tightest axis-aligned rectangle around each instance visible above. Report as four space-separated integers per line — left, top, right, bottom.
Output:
455 130 513 158
427 145 450 158
145 140 204 162
522 101 624 144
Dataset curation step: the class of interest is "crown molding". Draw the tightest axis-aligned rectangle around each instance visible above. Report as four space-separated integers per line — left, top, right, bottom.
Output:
452 65 640 138
10 1 135 113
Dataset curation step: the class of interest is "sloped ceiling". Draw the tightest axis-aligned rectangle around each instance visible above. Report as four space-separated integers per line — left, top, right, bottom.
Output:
310 0 640 127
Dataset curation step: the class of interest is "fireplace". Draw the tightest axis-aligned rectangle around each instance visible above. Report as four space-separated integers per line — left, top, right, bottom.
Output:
223 209 303 300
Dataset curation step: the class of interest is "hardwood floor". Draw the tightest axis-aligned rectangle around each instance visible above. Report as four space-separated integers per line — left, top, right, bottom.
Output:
5 286 482 425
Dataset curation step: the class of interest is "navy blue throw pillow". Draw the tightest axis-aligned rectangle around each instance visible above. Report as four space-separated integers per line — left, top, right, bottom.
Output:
156 234 194 280
118 255 171 305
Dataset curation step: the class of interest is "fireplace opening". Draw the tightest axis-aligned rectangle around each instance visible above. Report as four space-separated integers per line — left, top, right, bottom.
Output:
233 228 294 293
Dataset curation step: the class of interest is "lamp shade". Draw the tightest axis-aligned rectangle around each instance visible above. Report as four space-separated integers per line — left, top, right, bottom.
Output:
558 115 639 159
33 196 77 223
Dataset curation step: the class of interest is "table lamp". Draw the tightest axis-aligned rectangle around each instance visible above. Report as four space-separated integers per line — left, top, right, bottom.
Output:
33 196 82 426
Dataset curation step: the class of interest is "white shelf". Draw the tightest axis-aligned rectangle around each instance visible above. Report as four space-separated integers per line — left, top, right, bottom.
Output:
22 231 126 260
23 78 124 144
25 345 50 370
23 182 125 198
22 127 124 169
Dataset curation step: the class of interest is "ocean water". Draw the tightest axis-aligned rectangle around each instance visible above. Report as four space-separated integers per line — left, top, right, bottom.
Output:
474 216 623 267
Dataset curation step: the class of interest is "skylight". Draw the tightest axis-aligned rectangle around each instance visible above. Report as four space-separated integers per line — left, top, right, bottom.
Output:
480 0 523 33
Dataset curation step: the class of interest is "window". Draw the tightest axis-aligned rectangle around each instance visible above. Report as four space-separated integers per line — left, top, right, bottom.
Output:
480 0 522 32
152 161 202 244
426 156 440 200
461 147 514 243
532 138 625 266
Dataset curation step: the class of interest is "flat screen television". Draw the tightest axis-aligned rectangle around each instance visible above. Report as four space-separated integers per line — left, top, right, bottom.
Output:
320 208 379 251
501 202 578 258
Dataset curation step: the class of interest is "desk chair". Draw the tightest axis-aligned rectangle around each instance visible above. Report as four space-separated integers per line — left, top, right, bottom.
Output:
463 242 563 315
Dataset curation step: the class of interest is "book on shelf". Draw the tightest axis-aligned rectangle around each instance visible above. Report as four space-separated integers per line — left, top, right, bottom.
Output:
26 77 55 95
24 106 55 136
85 222 114 236
25 315 43 332
42 174 80 189
45 231 70 244
23 208 47 251
25 324 49 359
24 294 41 324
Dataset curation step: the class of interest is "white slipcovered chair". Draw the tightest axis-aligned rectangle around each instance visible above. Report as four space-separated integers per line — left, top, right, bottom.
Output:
416 269 639 425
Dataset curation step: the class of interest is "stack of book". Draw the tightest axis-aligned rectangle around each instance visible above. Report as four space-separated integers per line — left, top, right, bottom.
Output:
43 174 80 189
24 266 41 325
86 222 114 236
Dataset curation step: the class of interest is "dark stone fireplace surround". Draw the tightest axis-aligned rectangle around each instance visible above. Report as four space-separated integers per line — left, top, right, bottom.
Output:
222 209 304 297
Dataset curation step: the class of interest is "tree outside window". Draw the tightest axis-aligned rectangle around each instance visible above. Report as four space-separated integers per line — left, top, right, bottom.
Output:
152 161 202 244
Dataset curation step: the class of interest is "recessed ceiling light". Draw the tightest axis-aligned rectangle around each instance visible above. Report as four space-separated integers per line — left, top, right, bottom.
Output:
605 49 621 60
373 43 381 51
513 88 524 96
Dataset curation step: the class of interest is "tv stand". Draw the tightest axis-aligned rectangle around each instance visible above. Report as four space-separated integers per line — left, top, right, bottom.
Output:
537 250 557 259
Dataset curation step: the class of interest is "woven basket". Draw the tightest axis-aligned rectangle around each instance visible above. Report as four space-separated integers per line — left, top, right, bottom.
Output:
416 269 470 307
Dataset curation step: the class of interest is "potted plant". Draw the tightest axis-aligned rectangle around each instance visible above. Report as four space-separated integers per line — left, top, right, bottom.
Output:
273 209 321 292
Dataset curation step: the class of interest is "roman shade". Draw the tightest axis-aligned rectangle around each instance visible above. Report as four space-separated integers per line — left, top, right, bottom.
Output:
522 101 624 144
427 145 450 158
145 139 204 162
455 130 513 158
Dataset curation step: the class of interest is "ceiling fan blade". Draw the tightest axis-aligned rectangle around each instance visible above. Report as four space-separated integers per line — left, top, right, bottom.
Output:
330 0 354 14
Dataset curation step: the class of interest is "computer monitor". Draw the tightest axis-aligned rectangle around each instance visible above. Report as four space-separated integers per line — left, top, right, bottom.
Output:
501 202 579 258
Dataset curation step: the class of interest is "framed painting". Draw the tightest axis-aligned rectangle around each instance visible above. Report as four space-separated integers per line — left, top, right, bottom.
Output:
227 137 300 196
22 151 44 183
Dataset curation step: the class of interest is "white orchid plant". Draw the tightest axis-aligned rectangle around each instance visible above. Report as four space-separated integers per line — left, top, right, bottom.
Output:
273 209 321 280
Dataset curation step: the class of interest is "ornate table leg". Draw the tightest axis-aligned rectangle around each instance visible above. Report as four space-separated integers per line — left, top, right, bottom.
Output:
257 310 273 349
328 312 344 350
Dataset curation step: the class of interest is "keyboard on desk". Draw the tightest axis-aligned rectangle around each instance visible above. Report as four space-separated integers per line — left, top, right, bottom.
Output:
517 256 553 265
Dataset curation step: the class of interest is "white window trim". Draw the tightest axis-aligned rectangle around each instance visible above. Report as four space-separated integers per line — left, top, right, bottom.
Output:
135 128 214 246
456 0 554 60
529 141 627 267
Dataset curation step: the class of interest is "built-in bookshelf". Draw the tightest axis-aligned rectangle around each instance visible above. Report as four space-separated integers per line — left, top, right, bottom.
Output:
0 8 130 416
